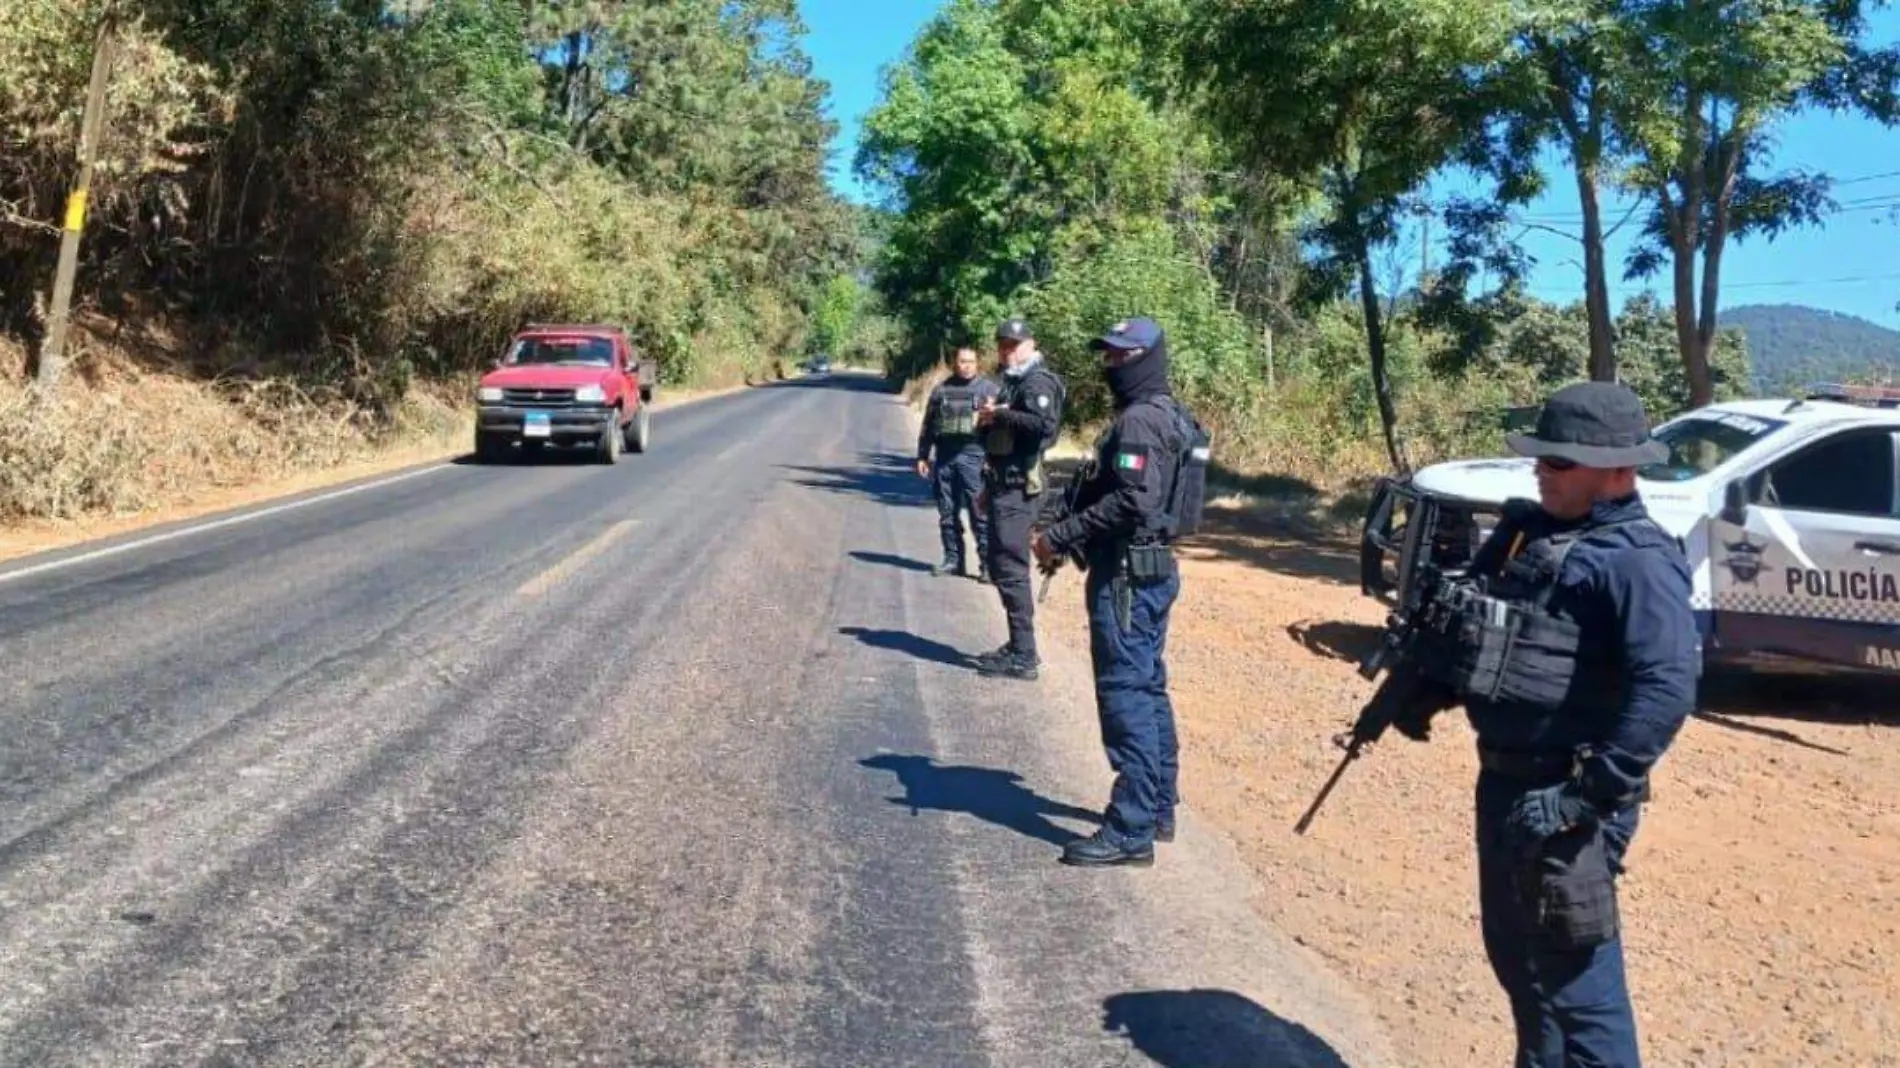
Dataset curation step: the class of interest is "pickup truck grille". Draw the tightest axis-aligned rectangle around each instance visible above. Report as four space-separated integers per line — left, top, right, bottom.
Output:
501 387 576 408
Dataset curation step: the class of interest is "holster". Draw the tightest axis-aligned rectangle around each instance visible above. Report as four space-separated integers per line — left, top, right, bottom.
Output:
1520 824 1621 952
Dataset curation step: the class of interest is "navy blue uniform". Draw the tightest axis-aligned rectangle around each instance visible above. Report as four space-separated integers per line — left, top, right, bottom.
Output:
918 373 1001 575
1461 493 1699 1066
1043 317 1194 864
1045 396 1187 848
980 359 1064 667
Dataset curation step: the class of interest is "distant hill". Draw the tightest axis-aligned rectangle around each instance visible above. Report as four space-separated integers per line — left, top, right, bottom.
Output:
1719 304 1900 392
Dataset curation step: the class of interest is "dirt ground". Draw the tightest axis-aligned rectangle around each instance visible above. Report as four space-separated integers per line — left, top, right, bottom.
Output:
1040 501 1900 1068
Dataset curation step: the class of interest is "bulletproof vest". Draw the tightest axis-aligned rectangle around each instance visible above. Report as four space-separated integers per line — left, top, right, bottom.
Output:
934 381 980 437
1414 520 1651 710
984 368 1065 495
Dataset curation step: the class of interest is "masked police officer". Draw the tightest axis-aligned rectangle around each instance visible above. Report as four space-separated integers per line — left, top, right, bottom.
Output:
1034 317 1207 867
917 346 1000 581
1398 380 1698 1066
973 317 1066 681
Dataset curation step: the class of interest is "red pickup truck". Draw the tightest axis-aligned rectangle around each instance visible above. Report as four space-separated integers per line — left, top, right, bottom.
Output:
473 324 656 463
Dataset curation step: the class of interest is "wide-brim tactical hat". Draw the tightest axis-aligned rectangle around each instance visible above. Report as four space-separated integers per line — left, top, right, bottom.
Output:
1506 380 1669 468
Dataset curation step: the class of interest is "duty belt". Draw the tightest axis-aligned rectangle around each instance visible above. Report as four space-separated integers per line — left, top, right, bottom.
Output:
1476 747 1577 781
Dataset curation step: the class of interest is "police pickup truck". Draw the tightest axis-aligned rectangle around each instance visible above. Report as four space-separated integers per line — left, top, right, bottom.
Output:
1360 383 1900 678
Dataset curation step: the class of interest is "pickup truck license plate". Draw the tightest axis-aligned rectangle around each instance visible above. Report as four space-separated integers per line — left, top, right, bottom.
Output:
523 411 551 438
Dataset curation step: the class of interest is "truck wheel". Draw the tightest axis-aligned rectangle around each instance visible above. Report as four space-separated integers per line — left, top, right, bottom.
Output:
474 430 508 464
625 406 651 454
596 412 622 465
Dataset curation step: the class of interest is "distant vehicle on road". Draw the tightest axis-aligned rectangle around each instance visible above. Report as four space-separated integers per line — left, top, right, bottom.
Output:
804 355 831 374
474 324 656 464
1359 383 1900 679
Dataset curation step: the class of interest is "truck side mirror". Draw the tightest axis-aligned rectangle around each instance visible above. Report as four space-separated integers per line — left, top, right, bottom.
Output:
1720 480 1749 525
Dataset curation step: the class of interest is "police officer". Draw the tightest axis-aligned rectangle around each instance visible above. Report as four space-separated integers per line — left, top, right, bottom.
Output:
973 317 1065 681
917 346 1000 581
1398 380 1698 1066
1034 317 1202 867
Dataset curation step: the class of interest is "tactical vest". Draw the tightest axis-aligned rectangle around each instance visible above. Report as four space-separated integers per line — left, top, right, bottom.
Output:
983 368 1065 496
934 381 981 438
1414 519 1652 711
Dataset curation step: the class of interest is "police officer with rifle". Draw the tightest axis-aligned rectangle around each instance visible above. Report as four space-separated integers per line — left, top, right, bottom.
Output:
972 317 1066 681
1299 381 1697 1066
1033 317 1211 868
917 346 1000 581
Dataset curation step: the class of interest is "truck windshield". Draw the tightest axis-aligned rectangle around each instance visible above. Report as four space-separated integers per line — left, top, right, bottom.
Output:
1637 413 1787 482
505 337 614 366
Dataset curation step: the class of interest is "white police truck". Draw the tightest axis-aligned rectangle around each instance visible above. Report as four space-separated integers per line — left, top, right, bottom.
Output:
1359 383 1900 678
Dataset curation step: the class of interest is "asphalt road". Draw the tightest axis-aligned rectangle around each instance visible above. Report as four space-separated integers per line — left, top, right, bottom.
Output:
0 373 1397 1067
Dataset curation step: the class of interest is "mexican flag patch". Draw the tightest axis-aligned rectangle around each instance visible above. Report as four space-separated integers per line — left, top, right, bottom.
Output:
1115 452 1145 471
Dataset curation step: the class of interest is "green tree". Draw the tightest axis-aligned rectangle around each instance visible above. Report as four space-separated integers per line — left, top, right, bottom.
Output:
810 273 862 359
1614 0 1900 406
1182 0 1511 473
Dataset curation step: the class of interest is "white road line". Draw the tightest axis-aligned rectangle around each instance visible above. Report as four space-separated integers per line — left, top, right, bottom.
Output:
0 463 453 588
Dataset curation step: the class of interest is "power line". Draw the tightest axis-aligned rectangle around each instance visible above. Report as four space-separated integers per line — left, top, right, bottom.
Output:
1527 269 1900 293
1723 270 1900 289
1498 169 1900 225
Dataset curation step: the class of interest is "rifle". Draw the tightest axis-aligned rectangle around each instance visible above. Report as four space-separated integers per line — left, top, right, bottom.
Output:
1033 458 1093 603
1292 565 1455 836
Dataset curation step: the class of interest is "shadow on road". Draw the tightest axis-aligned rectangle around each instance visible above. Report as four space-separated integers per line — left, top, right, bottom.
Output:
858 754 1099 847
839 626 972 669
1101 989 1351 1068
755 370 899 394
781 451 932 509
847 550 935 574
1286 620 1383 665
451 444 598 467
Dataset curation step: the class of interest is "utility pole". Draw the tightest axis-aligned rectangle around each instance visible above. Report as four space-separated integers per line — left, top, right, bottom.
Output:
39 9 118 390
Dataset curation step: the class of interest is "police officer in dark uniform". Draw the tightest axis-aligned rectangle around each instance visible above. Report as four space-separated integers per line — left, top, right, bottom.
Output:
1398 380 1698 1066
1034 317 1207 867
972 317 1065 681
917 346 1001 581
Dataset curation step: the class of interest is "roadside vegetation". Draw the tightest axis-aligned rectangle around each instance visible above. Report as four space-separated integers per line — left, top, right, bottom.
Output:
1 0 860 520
4 0 1896 524
856 0 1899 492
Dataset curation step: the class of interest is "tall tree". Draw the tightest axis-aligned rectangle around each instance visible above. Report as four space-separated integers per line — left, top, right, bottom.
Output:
1182 0 1510 473
1481 0 1634 382
1615 0 1900 407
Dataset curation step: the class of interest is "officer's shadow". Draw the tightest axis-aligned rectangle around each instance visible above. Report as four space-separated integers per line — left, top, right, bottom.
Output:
1102 989 1350 1068
839 625 974 668
859 754 1101 847
846 550 936 574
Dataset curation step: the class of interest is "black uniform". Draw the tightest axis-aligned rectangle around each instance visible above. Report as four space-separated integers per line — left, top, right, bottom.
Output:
918 372 1001 577
1043 317 1208 867
977 354 1065 674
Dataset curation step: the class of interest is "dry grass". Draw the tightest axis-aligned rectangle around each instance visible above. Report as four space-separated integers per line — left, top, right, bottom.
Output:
0 325 467 524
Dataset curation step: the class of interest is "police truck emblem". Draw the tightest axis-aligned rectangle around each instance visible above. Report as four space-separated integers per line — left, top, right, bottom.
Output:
1722 535 1766 585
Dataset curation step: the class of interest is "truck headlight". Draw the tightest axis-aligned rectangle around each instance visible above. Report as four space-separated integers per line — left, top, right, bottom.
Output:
478 386 503 403
573 384 606 404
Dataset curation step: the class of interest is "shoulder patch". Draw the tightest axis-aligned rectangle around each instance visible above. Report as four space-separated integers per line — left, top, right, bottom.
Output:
1111 443 1152 487
1036 394 1049 409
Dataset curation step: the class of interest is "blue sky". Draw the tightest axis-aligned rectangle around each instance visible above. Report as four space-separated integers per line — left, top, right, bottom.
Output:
796 0 1900 329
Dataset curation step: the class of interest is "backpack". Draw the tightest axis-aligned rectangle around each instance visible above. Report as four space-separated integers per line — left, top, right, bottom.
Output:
1139 394 1213 539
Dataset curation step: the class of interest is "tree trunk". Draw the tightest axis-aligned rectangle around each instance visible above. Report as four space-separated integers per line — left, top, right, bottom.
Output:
1576 167 1617 382
1356 239 1409 475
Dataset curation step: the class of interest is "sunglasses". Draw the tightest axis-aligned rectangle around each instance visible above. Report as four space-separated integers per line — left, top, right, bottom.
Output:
1536 456 1578 473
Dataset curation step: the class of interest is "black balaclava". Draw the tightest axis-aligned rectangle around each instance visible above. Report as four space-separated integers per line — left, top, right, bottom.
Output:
1106 331 1172 407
